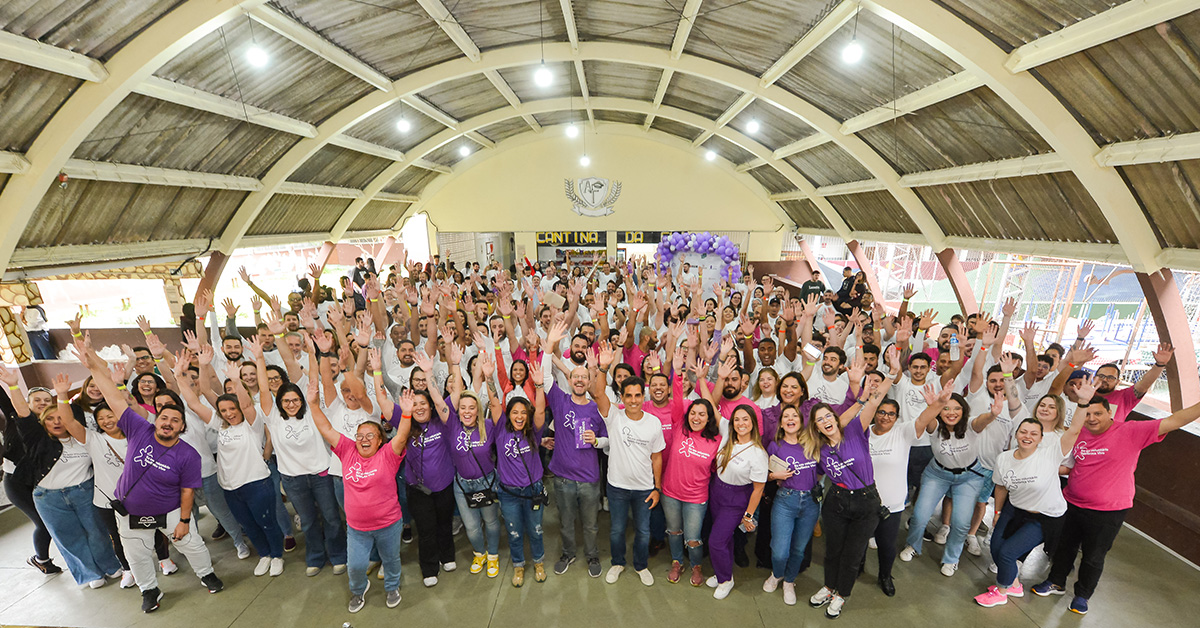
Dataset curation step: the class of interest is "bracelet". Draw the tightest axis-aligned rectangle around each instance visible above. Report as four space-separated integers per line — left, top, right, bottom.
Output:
117 385 127 390
276 332 286 338
153 357 163 363
57 399 67 404
180 517 191 524
369 298 379 303
253 309 260 314
401 414 412 419
502 315 511 319
142 331 152 337
7 385 18 391
372 370 383 376
1068 362 1077 369
745 334 753 340
1155 362 1167 368
1003 373 1013 378
71 331 82 338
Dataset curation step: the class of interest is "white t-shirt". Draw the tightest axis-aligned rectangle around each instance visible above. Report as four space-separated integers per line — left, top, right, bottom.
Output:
83 433 127 507
715 441 769 486
603 407 666 491
39 438 93 489
264 407 332 477
992 444 1068 517
969 388 1017 470
929 423 981 469
179 400 218 478
809 372 850 406
323 398 380 477
894 375 940 446
870 424 920 513
211 418 270 490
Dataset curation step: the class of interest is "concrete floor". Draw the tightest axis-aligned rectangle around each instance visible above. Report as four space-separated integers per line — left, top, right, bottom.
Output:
1 494 1197 628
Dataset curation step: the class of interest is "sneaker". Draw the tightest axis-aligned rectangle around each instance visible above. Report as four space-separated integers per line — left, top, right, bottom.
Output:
159 558 178 575
534 562 547 582
782 581 797 605
899 546 917 562
940 562 958 577
554 554 575 575
601 496 609 512
442 561 457 572
667 560 683 584
713 579 735 600
423 576 438 587
141 587 163 613
1032 580 1066 597
707 575 719 588
471 554 486 574
637 568 654 586
974 586 1008 607
1007 581 1024 598
348 580 369 613
487 555 500 578
367 560 381 574
27 556 62 574
202 573 224 593
88 579 106 589
236 545 250 560
269 557 284 576
988 561 998 574
121 571 137 589
451 516 463 536
1069 596 1089 615
386 589 402 609
333 564 346 575
588 558 602 578
868 537 877 549
763 574 780 593
825 594 844 619
377 566 385 580
254 557 271 576
211 524 228 540
401 526 413 544
809 586 834 608
284 536 297 552
512 566 524 588
934 525 950 545
605 565 624 584
965 535 982 556
306 566 321 577
879 575 895 597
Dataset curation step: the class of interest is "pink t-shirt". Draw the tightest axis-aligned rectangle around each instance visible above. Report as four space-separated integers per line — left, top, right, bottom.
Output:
718 395 763 434
646 375 688 458
1099 386 1142 424
661 420 722 504
333 435 406 531
1063 419 1164 511
623 345 648 377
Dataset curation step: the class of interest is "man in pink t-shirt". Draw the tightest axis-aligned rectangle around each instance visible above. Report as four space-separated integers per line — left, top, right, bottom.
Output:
714 366 762 434
1038 393 1199 612
1089 344 1173 423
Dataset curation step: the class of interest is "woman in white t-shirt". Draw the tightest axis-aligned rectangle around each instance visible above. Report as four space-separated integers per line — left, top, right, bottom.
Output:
752 368 780 412
707 404 768 600
975 392 1089 608
867 396 918 597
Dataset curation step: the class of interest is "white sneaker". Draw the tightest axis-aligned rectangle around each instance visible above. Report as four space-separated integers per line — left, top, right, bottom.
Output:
442 561 457 572
305 566 320 577
941 562 958 577
965 535 982 556
333 564 347 575
713 579 735 600
254 556 271 576
605 565 624 584
120 570 136 588
236 545 250 560
782 581 797 606
934 525 950 544
636 568 654 586
989 561 998 574
809 586 833 607
706 575 719 588
87 579 105 589
763 575 780 593
423 576 438 587
868 537 877 549
160 558 178 575
899 546 917 562
269 557 284 576
825 594 845 618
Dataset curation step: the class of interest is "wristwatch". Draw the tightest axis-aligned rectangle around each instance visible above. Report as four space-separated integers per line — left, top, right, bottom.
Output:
743 512 753 519
180 517 191 524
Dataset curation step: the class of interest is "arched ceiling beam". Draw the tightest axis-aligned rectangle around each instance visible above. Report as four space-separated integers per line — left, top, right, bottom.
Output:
864 0 1164 272
0 0 267 274
247 4 392 91
414 0 481 61
671 0 705 59
0 29 108 81
483 70 541 132
759 0 859 87
133 75 318 136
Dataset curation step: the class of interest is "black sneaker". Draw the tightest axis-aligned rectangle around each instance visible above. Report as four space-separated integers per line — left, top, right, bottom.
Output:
554 555 575 575
402 526 413 544
202 573 224 593
211 524 228 540
587 558 602 578
27 556 62 574
142 588 163 613
733 550 750 568
284 536 297 552
879 575 895 597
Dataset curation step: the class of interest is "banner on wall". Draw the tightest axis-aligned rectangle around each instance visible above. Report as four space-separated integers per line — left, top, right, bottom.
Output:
658 232 742 301
536 231 607 246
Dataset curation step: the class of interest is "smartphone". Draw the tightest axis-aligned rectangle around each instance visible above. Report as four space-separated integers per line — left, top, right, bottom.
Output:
803 343 822 361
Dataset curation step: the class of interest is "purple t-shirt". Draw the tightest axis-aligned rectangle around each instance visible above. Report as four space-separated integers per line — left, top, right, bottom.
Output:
762 393 858 443
494 418 545 487
115 407 202 516
392 404 454 492
767 439 821 492
819 415 874 490
446 403 497 480
547 383 607 483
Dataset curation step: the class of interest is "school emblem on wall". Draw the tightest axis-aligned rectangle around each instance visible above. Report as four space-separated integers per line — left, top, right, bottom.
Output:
565 177 621 217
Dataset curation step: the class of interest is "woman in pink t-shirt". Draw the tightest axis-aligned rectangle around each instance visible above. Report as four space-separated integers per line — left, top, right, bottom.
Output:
661 396 721 586
309 370 411 614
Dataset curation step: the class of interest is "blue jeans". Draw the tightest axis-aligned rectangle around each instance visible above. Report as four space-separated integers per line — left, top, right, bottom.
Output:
607 485 652 570
991 502 1045 587
198 473 247 552
662 495 707 567
770 487 821 581
266 457 293 536
452 473 501 556
224 477 285 558
280 473 347 568
497 482 545 567
905 460 986 565
554 477 601 561
348 520 402 595
33 478 122 584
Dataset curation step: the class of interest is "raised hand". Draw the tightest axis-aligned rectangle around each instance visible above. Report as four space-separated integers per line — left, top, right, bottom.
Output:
1020 322 1038 346
597 340 614 370
1067 343 1096 367
989 392 1006 416
981 325 998 347
135 315 151 335
528 354 544 384
1001 297 1017 318
398 389 415 416
1075 374 1099 401
998 351 1018 374
367 347 382 372
739 314 756 337
221 297 239 319
110 361 127 385
802 294 819 318
1077 319 1095 340
903 283 917 300
885 344 901 373
53 372 71 399
146 334 167 359
0 363 19 387
196 289 214 317
198 344 214 366
479 350 496 379
250 295 263 314
716 355 736 381
895 325 912 345
1152 342 1174 366
308 263 322 280
920 383 941 406
847 351 866 383
66 312 83 337
412 350 433 375
244 336 263 359
313 332 333 354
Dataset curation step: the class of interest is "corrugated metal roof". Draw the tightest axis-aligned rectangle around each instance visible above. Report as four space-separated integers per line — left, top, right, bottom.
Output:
785 143 872 186
777 9 962 121
424 141 474 167
497 61 581 102
703 135 756 165
828 191 919 233
0 61 80 152
532 110 587 128
350 200 410 232
858 87 1052 174
574 0 677 48
778 199 831 230
453 0 564 51
417 73 510 121
247 193 349 236
650 117 703 142
154 18 374 125
594 110 646 126
746 164 799 194
0 0 183 61
684 0 834 77
662 71 741 120
343 101 444 154
1034 12 1200 144
729 99 816 152
73 94 301 178
286 145 393 188
383 167 440 195
19 180 246 247
1120 159 1200 249
478 117 531 144
583 61 660 102
915 172 1117 242
938 0 1133 51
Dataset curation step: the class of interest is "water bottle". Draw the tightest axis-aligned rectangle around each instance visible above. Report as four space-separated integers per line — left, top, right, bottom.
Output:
950 335 960 361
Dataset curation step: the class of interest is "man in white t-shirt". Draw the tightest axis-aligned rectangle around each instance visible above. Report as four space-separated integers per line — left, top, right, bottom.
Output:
590 350 664 587
891 352 940 494
805 347 851 405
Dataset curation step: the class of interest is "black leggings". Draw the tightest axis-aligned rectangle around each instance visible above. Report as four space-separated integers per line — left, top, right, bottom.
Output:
98 507 169 570
873 511 903 580
406 485 456 577
3 475 51 561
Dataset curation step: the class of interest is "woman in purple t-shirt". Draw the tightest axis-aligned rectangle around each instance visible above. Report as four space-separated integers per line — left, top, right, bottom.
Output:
765 404 822 605
493 355 548 587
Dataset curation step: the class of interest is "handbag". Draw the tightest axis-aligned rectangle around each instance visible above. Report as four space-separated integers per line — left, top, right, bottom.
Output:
455 430 497 508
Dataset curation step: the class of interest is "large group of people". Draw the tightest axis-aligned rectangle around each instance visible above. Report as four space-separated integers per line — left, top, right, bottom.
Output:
2 248 1196 619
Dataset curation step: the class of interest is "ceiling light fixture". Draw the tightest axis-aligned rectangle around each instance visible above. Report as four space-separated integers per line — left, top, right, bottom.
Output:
565 123 579 138
579 155 591 167
459 145 470 157
395 118 411 133
746 119 760 134
245 45 268 68
842 8 864 64
705 150 717 161
534 65 553 87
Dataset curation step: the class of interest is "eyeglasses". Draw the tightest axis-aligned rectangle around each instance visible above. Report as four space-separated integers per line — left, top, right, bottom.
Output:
356 433 380 442
875 411 898 418
814 415 836 425
1094 374 1118 382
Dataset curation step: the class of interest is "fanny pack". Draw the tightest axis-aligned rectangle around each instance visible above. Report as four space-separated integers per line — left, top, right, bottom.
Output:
455 436 498 508
129 513 168 530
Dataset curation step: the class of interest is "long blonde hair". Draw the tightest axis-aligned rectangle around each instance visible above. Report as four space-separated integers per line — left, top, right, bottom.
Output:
799 402 837 461
716 404 765 473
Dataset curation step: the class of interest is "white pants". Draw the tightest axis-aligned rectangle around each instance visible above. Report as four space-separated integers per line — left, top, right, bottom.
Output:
119 508 214 592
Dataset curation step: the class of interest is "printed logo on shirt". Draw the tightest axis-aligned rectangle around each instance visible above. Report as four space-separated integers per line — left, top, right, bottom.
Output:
561 409 577 432
1073 441 1109 462
785 456 817 474
133 445 171 471
284 423 309 440
503 435 532 458
103 449 123 469
411 430 442 447
823 454 856 478
456 429 474 453
345 462 377 483
903 388 926 413
217 429 242 446
677 436 712 460
938 438 972 458
620 425 651 448
1000 469 1037 489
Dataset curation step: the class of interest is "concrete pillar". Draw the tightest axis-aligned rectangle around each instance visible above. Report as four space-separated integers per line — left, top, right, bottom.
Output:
194 251 229 303
514 232 538 265
376 236 397 266
935 248 979 315
846 240 884 301
162 277 186 323
1135 268 1199 411
794 236 817 282
606 231 617 261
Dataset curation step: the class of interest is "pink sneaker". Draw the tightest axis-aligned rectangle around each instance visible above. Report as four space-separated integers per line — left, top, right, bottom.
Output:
1007 582 1024 598
975 586 1009 608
